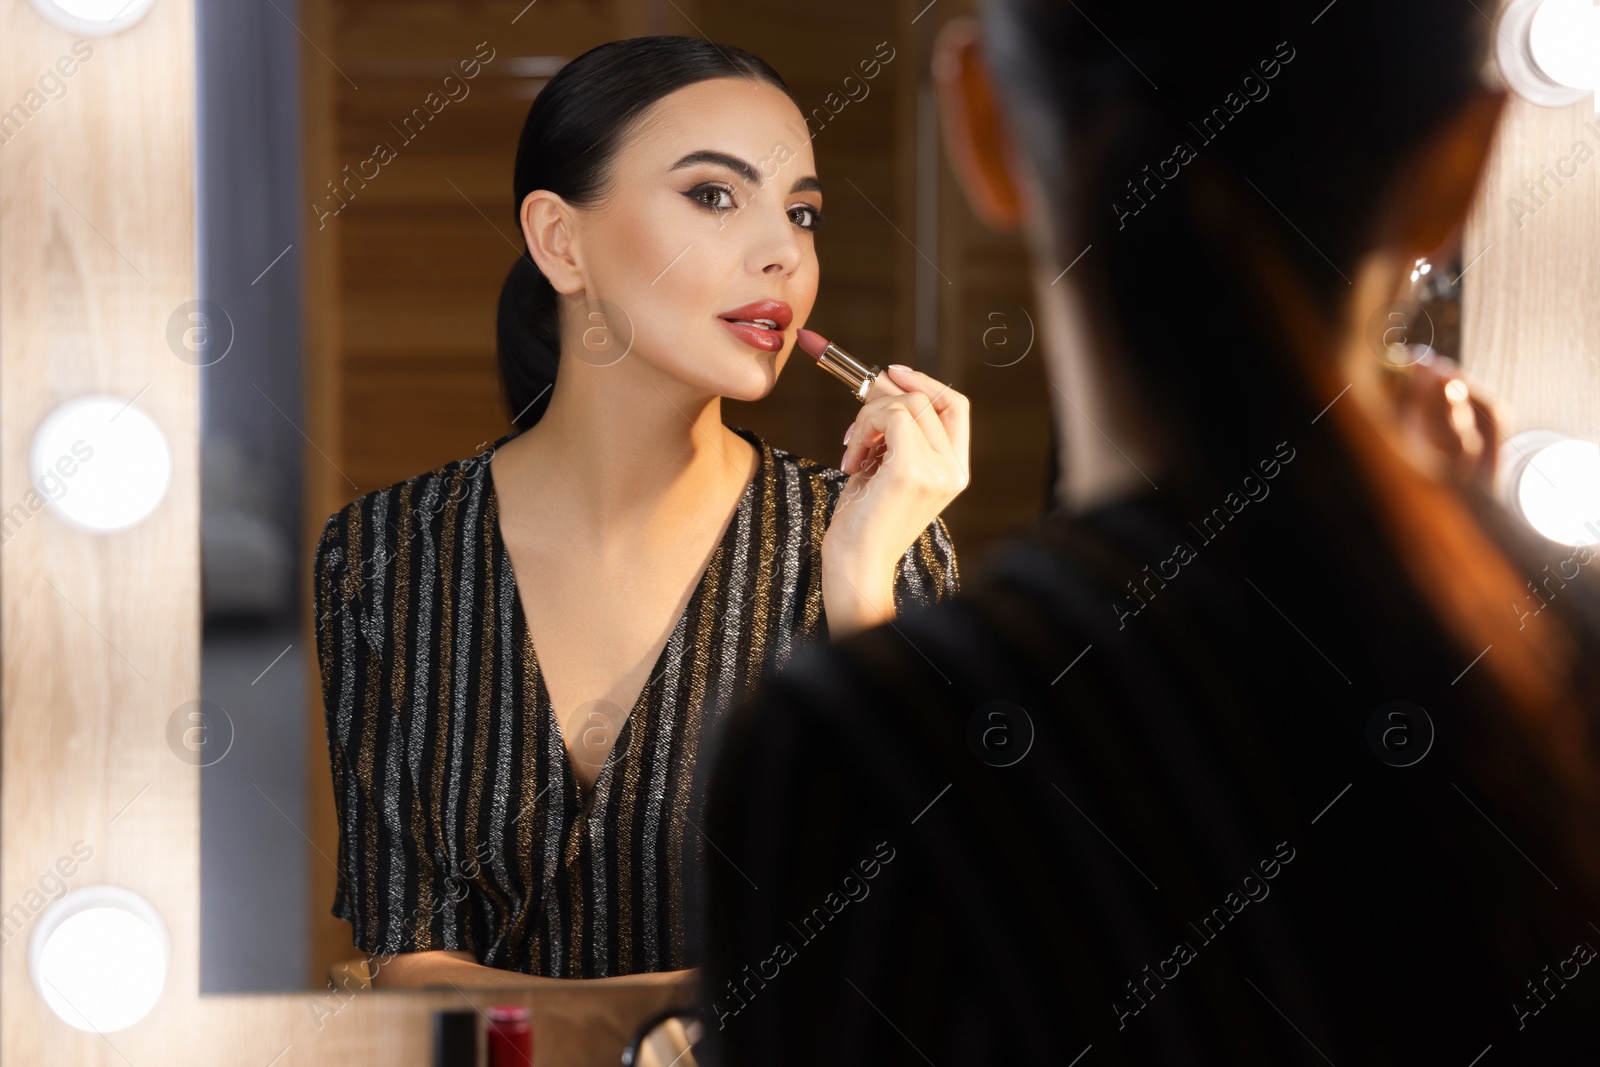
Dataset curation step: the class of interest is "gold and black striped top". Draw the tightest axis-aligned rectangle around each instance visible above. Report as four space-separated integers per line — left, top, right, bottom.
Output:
312 423 959 978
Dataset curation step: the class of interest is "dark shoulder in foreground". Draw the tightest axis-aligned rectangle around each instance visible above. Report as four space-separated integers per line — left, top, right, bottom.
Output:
693 493 1600 1064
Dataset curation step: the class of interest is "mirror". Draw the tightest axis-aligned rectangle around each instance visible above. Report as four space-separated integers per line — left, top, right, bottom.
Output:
193 0 1050 994
621 1007 707 1067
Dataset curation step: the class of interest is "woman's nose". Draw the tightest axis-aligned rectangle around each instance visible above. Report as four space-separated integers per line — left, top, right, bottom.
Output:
754 211 805 276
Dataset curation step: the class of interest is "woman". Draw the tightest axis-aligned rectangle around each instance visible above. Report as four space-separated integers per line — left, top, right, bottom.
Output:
698 1 1600 1062
312 36 969 986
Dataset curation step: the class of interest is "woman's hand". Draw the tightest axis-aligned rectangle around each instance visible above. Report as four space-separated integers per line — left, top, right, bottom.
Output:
1391 349 1498 490
820 364 970 639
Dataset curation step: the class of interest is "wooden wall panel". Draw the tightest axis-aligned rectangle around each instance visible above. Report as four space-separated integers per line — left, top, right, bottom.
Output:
1463 95 1600 443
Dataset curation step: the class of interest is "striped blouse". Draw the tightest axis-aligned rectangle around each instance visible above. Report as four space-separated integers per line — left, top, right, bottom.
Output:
312 423 959 978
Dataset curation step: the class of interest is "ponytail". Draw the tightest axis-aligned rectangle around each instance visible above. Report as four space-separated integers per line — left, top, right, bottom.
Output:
497 254 561 431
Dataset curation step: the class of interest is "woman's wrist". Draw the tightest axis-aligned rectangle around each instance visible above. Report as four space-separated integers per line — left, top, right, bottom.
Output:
821 538 901 640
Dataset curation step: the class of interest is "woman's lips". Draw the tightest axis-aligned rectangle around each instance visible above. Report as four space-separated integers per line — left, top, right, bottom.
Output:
718 317 786 352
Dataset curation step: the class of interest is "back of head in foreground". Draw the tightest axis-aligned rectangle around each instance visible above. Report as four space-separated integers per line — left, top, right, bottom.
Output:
690 0 1600 1062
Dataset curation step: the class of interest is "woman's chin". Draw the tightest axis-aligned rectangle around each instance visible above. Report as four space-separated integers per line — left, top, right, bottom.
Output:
718 373 780 404
691 352 784 403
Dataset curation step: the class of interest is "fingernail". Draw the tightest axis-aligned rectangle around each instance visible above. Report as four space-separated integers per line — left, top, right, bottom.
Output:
887 364 911 373
843 423 854 446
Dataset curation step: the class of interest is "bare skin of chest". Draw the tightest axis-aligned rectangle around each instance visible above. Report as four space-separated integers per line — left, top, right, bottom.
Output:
489 434 757 795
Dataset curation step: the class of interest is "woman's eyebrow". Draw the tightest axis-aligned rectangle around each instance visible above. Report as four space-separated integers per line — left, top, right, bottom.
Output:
669 149 824 196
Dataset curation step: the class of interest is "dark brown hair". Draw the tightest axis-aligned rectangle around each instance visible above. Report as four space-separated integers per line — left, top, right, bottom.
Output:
981 0 1600 894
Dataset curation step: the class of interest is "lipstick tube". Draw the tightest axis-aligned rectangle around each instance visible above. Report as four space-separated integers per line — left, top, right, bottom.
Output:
812 339 882 403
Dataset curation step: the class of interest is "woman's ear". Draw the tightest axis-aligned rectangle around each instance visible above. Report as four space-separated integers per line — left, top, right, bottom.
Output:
519 190 584 294
932 16 1027 230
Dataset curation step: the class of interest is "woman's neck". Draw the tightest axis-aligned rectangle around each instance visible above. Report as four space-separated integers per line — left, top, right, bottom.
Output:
499 348 757 532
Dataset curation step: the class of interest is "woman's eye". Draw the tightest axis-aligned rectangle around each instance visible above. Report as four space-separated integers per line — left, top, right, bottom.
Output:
686 183 735 211
790 205 824 232
684 183 822 232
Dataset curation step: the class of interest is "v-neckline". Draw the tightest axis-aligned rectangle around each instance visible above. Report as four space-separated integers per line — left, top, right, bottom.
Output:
483 425 767 805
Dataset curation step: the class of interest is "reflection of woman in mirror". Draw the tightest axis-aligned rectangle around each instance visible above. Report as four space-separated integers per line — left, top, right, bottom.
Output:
698 0 1600 1061
312 36 970 988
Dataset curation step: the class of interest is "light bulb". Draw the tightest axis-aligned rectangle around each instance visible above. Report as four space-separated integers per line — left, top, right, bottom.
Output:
1497 0 1600 108
29 886 169 1032
1500 431 1600 547
1530 0 1600 91
26 0 157 35
30 395 171 532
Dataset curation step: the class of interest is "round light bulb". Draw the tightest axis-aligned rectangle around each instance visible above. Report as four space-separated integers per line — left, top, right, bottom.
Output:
29 886 169 1032
1497 0 1598 107
1530 0 1600 91
31 395 171 532
1503 432 1600 547
26 0 158 35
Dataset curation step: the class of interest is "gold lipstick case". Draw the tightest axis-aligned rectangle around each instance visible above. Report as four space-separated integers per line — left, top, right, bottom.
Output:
813 340 881 402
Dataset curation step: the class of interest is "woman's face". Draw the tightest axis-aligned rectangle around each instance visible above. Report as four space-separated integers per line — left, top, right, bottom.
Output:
555 77 822 403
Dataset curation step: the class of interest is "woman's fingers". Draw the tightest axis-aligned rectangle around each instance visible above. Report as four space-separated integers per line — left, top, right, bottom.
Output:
1396 352 1498 489
843 389 953 474
844 401 921 479
843 365 906 455
840 364 971 478
861 366 907 401
880 364 970 463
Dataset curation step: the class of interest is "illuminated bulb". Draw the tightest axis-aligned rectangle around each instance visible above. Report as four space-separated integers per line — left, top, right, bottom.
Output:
1530 0 1600 91
29 887 169 1032
1497 0 1600 108
30 395 171 532
26 0 157 35
1500 431 1600 547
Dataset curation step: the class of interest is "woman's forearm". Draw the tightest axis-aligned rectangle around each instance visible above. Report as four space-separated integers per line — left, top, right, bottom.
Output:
370 949 695 990
372 949 554 989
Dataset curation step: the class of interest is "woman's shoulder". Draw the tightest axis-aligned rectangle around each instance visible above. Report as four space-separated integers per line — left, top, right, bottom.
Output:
312 436 505 628
317 442 494 536
744 428 850 499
